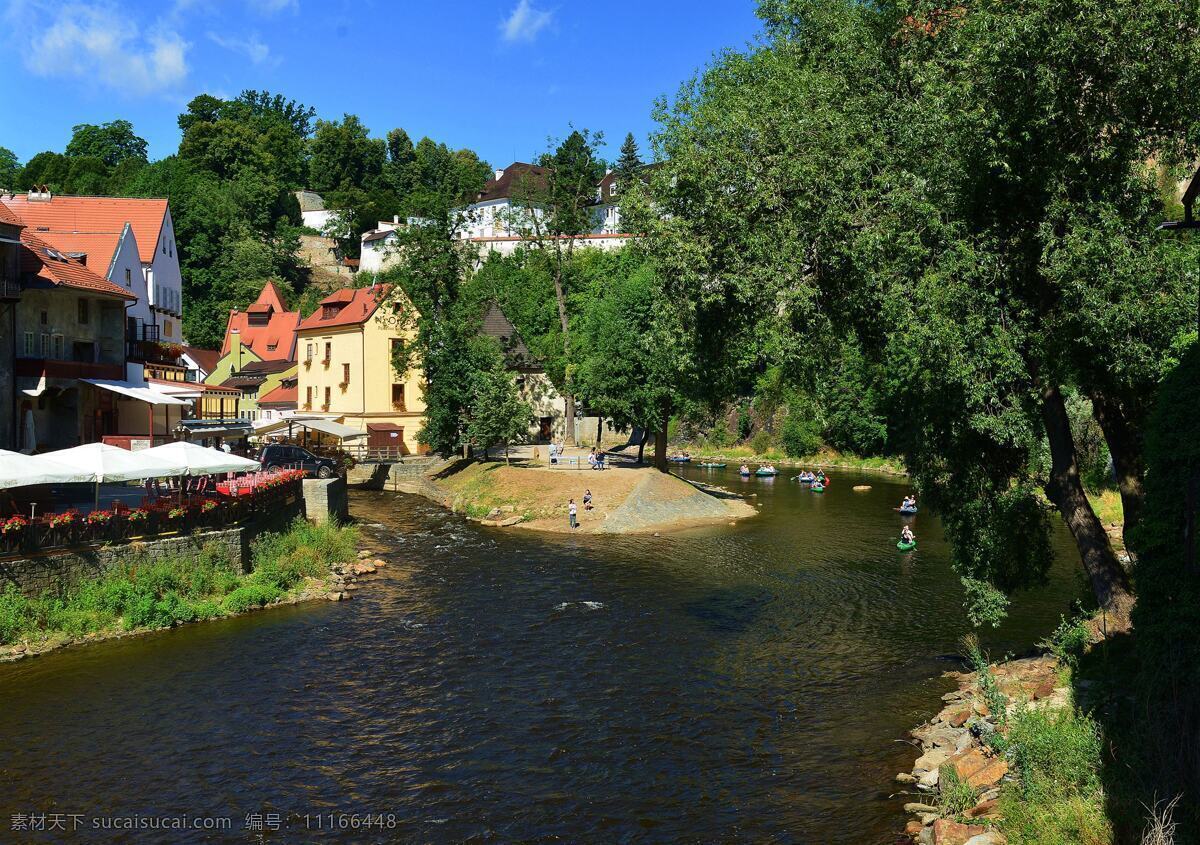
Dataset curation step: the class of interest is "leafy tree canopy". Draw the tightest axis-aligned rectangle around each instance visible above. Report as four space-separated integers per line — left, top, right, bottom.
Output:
65 120 148 167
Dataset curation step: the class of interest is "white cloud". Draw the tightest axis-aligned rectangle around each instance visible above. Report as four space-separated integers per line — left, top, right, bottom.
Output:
207 31 274 65
500 0 553 44
18 3 189 95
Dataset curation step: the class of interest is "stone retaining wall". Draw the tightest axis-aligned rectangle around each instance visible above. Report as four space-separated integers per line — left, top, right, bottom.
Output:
0 497 305 599
303 477 348 524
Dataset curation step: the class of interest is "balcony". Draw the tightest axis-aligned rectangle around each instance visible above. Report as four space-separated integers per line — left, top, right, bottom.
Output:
128 338 183 366
0 275 19 301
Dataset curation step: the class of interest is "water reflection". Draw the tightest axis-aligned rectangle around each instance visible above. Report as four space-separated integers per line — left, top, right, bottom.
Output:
0 470 1084 843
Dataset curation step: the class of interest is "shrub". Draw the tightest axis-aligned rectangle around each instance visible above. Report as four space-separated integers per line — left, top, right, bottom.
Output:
750 430 773 456
1046 611 1091 667
222 583 282 614
0 586 31 644
938 765 978 817
779 408 823 457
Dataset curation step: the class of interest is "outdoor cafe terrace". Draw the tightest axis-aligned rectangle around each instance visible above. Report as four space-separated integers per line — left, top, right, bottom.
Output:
0 443 306 557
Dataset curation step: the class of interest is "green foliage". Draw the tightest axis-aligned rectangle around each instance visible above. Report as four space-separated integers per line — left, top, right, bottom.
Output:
0 522 355 646
308 114 386 195
938 765 978 818
749 430 772 456
467 356 533 459
779 404 823 457
1045 611 1091 668
65 120 148 166
0 146 19 187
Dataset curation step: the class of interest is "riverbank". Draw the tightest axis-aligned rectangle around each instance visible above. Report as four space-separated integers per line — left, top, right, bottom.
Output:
896 623 1119 845
0 519 366 663
674 444 908 475
426 460 756 533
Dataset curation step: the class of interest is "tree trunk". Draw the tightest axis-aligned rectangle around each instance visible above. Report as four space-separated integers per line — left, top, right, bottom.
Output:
1089 393 1145 543
636 429 647 464
1040 385 1135 625
654 401 670 472
553 258 575 446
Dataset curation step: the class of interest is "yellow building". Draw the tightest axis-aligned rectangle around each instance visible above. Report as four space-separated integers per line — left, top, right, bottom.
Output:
295 285 427 455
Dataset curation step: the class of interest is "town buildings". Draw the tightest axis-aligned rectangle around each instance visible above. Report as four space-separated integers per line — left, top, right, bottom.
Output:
207 282 300 424
295 285 427 455
1 191 186 380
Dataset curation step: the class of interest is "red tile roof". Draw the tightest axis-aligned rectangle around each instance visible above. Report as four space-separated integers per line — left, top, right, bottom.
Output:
181 346 220 374
1 194 168 277
258 382 298 406
0 203 24 227
19 231 136 300
297 285 391 332
220 281 301 362
476 163 547 203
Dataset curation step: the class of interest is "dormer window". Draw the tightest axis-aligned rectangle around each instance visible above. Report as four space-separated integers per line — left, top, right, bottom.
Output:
609 182 617 196
322 303 343 319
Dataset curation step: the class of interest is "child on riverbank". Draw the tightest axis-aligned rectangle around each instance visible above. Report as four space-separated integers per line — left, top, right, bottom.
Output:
569 499 578 529
583 490 593 511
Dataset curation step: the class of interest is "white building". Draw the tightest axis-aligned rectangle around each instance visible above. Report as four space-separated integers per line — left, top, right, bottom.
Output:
1 191 185 359
295 190 348 236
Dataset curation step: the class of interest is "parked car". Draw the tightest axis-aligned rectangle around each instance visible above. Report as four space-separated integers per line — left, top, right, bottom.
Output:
259 444 339 479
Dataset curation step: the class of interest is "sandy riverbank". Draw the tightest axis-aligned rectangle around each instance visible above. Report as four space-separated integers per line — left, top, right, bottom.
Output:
419 460 757 534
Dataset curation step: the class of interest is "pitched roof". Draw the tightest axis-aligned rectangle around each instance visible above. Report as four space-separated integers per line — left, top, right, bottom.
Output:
258 380 298 406
181 346 220 374
19 231 136 300
220 280 301 362
479 302 540 371
1 194 168 276
476 163 548 203
0 203 24 228
297 285 391 332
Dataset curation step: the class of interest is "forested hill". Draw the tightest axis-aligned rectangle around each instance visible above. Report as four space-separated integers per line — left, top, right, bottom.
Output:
0 91 492 348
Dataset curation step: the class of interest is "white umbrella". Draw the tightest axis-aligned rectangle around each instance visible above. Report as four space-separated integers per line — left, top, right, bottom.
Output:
142 442 260 476
41 443 189 483
0 449 95 489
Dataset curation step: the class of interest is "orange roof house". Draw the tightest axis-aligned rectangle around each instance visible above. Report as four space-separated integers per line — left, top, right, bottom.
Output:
296 285 391 332
19 231 136 301
1 194 168 278
220 281 301 363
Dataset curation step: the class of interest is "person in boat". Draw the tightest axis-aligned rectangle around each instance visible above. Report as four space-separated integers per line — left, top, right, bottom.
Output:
900 525 915 544
901 495 916 510
740 464 750 475
816 470 826 483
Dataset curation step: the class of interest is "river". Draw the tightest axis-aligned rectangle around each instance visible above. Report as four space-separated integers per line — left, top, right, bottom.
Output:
0 469 1086 843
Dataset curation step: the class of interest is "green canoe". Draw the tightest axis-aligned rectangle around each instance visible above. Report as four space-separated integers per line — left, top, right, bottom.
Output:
811 482 826 492
699 462 727 468
897 539 917 551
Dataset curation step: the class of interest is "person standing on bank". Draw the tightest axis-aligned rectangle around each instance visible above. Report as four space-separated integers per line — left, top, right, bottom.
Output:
568 498 578 529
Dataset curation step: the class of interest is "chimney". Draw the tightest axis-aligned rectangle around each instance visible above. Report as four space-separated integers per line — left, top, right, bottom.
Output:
494 169 505 181
28 185 52 202
393 214 400 224
230 328 242 371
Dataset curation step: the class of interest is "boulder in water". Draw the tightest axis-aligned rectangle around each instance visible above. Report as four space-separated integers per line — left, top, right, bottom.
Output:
853 485 871 491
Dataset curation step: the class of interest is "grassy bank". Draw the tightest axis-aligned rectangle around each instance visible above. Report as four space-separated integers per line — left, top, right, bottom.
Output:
0 519 357 653
1086 489 1124 527
675 442 907 475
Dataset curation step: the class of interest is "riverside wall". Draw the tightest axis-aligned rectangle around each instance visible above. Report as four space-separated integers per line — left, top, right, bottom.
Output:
0 498 305 599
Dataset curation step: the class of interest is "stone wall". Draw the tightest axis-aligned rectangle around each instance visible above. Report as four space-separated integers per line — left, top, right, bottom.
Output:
347 456 449 490
0 497 305 599
303 477 348 524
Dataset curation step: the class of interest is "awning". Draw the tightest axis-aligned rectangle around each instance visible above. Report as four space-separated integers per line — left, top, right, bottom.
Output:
366 423 403 432
256 417 366 440
0 449 96 489
147 382 204 399
80 379 191 406
143 442 260 475
176 419 254 440
21 376 47 397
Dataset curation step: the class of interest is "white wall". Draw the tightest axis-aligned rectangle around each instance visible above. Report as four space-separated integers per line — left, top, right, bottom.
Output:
360 233 400 274
108 224 150 330
146 207 184 341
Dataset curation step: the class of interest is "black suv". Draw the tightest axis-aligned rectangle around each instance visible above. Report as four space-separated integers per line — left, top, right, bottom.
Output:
259 444 339 479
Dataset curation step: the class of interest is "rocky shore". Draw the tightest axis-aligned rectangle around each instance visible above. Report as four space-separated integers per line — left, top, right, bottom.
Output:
895 654 1070 845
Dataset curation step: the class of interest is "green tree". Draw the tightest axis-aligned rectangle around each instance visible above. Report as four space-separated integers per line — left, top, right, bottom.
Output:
572 248 688 465
19 151 70 190
645 0 1200 623
65 120 148 167
467 355 533 461
307 115 386 195
611 132 643 199
0 147 20 188
508 129 607 446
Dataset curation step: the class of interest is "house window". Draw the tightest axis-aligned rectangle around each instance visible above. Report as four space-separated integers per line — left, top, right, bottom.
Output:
163 320 173 338
40 310 47 325
305 387 313 409
306 343 313 362
342 363 350 385
323 386 331 408
610 181 617 196
77 299 89 324
52 334 64 359
391 384 405 410
124 268 131 287
324 341 332 363
22 331 33 356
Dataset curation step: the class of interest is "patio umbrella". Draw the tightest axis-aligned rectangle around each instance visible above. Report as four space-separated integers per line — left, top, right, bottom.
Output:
44 443 188 483
0 449 95 490
142 442 260 476
40 443 190 509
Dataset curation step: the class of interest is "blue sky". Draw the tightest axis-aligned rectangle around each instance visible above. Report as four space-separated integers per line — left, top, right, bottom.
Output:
0 0 764 168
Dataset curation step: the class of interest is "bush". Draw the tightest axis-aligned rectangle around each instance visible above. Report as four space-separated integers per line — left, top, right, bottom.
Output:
779 407 823 457
750 430 773 456
1046 611 1091 667
0 586 32 644
938 765 978 817
222 583 282 614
